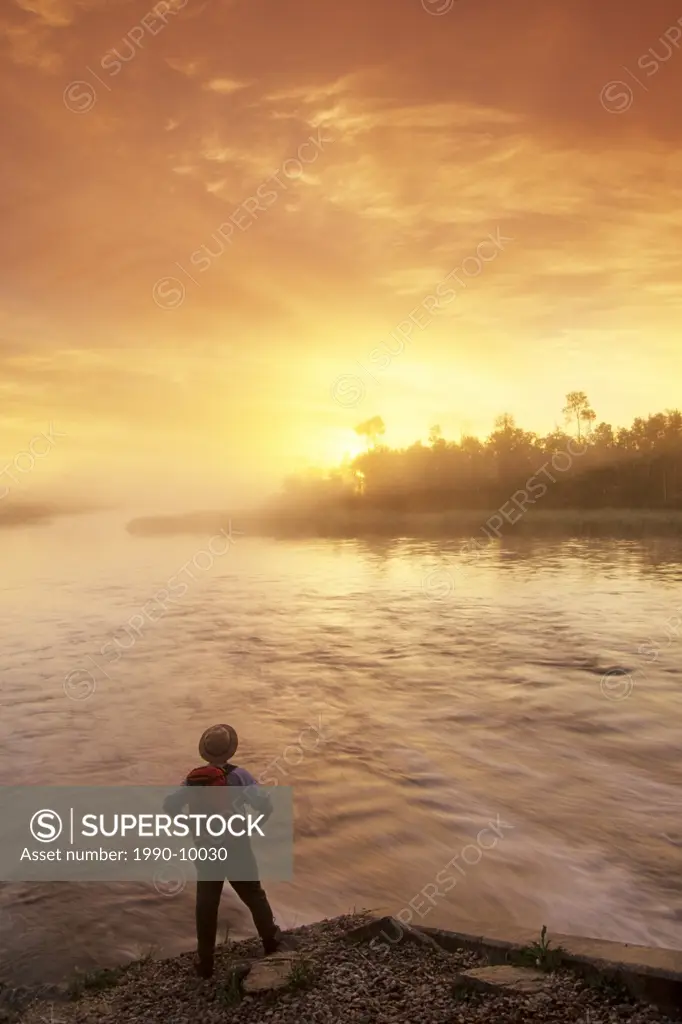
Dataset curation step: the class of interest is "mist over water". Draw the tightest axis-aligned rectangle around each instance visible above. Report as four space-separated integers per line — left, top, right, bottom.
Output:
1 510 681 985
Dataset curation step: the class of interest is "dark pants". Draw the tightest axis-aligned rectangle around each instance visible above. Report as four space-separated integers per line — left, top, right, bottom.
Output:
196 878 280 962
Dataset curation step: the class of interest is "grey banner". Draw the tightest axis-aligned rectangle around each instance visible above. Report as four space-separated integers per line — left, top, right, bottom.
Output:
0 787 293 881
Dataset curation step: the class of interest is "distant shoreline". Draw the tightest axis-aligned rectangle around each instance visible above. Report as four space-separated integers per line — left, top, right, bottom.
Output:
0 503 88 529
125 507 682 539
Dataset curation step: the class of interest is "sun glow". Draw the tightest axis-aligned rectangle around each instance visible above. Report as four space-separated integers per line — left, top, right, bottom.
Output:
327 433 368 468
310 430 368 471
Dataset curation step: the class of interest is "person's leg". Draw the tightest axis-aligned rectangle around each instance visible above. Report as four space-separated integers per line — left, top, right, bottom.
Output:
228 879 281 953
195 879 224 976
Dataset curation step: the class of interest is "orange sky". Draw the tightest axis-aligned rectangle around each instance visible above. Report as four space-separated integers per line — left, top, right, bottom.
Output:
1 0 682 511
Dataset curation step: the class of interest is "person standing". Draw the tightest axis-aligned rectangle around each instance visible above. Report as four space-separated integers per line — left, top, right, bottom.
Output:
163 723 285 978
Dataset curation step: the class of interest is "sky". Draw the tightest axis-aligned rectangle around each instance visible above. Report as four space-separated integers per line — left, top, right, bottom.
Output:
1 0 682 511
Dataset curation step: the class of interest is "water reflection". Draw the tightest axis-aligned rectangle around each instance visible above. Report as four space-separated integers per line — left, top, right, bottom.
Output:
0 515 681 985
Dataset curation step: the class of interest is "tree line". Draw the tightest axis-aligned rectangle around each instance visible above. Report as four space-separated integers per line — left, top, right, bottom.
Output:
279 393 682 513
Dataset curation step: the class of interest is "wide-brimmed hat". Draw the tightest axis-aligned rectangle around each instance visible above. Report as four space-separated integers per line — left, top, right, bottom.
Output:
198 723 238 765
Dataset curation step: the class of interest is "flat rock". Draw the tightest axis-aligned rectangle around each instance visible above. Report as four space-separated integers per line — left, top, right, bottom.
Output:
242 952 297 994
453 965 549 996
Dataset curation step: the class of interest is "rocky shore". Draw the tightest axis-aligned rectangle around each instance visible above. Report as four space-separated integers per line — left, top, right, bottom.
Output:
10 914 677 1024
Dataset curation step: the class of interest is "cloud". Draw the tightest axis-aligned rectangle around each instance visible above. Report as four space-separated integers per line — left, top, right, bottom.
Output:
0 18 62 70
165 56 202 78
264 74 362 105
1 0 682 502
14 0 76 27
13 0 121 27
202 77 250 94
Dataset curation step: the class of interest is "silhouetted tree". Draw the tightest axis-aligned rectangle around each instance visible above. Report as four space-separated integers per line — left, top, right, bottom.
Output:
428 424 443 446
354 416 386 449
278 400 682 514
562 391 595 440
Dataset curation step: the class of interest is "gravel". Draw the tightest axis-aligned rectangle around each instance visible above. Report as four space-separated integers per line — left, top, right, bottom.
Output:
12 913 678 1024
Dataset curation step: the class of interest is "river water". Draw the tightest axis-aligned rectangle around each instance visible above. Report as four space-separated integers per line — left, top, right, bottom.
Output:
1 511 681 984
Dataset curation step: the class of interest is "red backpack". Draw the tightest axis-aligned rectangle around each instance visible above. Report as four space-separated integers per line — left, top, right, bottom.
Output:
185 764 235 786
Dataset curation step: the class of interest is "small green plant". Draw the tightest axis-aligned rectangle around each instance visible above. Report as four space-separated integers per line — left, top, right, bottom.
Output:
66 964 128 1000
135 944 158 964
215 970 243 1007
517 925 565 972
585 971 631 1002
288 954 314 991
346 905 379 917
